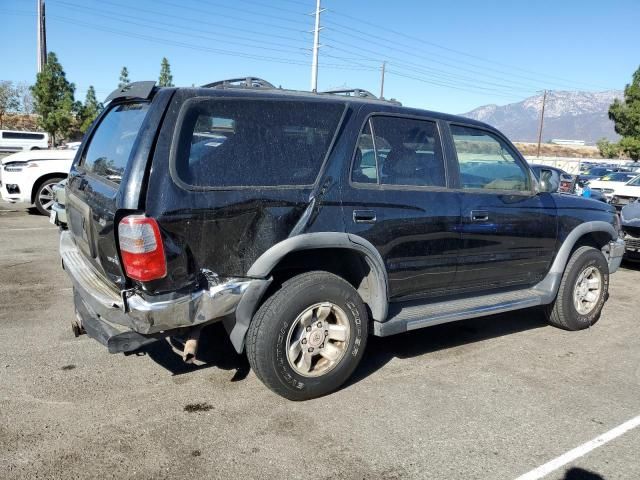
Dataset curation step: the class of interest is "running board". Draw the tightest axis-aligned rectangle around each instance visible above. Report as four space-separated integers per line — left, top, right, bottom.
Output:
373 288 548 336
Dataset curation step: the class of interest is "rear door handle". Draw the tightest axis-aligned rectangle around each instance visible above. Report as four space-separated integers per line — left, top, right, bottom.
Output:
353 209 377 223
470 210 489 221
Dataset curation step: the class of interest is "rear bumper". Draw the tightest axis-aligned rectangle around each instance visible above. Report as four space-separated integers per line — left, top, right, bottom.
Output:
60 230 268 353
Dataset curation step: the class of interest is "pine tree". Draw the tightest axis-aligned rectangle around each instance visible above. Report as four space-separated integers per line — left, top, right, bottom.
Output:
30 52 77 146
608 66 640 161
118 66 130 88
158 57 174 87
80 86 103 133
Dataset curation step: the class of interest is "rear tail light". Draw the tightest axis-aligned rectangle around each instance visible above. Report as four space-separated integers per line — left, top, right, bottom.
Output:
118 215 167 281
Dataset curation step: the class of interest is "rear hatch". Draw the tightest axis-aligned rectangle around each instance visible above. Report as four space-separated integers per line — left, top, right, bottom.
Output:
65 84 171 290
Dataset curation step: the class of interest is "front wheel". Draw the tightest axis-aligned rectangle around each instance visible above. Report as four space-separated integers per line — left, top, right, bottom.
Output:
34 177 63 216
246 271 369 401
545 246 609 330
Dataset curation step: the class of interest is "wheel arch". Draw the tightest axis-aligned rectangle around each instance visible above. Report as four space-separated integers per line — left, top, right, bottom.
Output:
247 233 389 322
227 233 389 354
31 172 67 204
535 221 617 302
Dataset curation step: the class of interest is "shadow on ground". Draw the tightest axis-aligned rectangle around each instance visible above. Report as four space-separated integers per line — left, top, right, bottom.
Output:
563 467 605 479
347 307 549 388
139 306 549 388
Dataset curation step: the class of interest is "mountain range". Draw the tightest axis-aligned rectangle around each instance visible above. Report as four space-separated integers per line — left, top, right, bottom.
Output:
462 90 623 144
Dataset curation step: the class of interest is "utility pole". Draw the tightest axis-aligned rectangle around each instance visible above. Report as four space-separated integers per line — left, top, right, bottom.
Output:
36 0 47 73
310 0 324 92
536 89 547 158
380 61 386 98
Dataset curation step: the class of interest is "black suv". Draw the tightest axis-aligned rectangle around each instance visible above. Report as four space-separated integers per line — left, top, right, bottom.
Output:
60 79 625 400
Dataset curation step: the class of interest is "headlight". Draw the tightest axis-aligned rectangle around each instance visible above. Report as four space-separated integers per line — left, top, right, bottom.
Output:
4 162 27 172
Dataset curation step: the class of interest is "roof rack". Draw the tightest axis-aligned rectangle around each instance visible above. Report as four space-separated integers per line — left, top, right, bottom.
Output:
321 88 402 106
202 77 276 89
321 88 378 99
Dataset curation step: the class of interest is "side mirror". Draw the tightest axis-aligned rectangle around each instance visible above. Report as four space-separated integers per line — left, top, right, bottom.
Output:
539 168 560 193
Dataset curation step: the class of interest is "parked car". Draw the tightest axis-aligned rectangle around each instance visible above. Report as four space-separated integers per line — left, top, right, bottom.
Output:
610 175 640 208
59 79 625 400
620 200 640 262
51 178 67 228
0 148 76 215
577 166 614 184
0 130 49 152
587 172 638 200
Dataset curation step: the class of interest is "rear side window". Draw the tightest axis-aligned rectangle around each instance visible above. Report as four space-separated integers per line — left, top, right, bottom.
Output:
174 99 345 188
352 115 446 187
82 102 150 184
2 131 44 140
451 124 530 192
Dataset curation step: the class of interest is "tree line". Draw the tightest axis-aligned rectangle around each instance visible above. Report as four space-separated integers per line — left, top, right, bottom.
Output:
597 65 640 161
0 53 174 146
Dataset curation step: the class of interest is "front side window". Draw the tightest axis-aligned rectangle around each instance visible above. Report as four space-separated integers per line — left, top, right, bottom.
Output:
451 124 530 192
174 99 345 187
82 102 150 184
351 116 446 187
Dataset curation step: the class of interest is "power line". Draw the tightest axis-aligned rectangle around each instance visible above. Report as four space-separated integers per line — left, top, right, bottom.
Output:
322 25 556 93
51 0 310 56
325 10 612 91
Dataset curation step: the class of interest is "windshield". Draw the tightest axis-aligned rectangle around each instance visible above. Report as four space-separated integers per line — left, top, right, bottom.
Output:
626 175 640 186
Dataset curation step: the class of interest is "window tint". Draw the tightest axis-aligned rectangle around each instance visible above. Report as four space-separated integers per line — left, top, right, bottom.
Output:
351 116 445 187
175 99 345 187
2 131 45 140
451 125 529 191
82 102 149 184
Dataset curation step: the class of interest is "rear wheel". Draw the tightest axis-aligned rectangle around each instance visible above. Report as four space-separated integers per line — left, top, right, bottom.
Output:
545 246 609 330
246 271 368 400
34 177 63 216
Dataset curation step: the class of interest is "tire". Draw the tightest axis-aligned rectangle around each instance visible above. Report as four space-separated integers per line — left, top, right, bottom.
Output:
545 246 609 330
34 177 63 216
246 271 369 401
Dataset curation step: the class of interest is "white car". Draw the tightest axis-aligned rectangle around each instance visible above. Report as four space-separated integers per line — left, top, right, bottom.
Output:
611 174 640 208
0 149 76 215
588 172 638 199
0 130 49 151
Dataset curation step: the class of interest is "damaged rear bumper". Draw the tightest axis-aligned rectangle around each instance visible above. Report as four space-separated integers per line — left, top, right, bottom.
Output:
60 230 269 353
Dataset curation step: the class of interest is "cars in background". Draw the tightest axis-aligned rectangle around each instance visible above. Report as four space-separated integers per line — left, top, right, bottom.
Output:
587 172 639 200
611 175 640 209
0 148 76 215
578 166 614 183
620 200 640 262
0 130 49 152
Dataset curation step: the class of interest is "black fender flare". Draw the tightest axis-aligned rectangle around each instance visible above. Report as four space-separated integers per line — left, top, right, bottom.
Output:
227 233 389 353
533 220 618 302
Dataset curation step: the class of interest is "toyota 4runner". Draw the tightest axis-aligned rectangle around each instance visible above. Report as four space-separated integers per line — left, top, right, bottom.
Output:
59 79 625 400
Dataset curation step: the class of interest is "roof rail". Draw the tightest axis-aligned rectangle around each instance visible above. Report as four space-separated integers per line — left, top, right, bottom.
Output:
202 77 276 89
321 88 378 99
321 88 402 106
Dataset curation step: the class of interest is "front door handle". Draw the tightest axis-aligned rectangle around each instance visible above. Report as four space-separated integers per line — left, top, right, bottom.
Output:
470 210 489 221
353 209 377 224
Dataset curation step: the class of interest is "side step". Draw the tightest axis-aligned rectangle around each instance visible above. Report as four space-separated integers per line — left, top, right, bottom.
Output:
373 288 548 337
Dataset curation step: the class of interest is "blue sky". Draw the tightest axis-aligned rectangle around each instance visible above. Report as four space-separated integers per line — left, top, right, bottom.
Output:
1 0 638 114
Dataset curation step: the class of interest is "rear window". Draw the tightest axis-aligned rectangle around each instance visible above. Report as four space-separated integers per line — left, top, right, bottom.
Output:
82 102 150 184
173 99 345 188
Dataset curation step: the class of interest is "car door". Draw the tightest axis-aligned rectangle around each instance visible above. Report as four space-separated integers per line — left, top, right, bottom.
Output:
342 113 461 301
447 123 557 292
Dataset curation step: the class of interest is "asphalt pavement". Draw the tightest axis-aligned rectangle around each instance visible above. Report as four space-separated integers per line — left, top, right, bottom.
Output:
1 200 638 480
